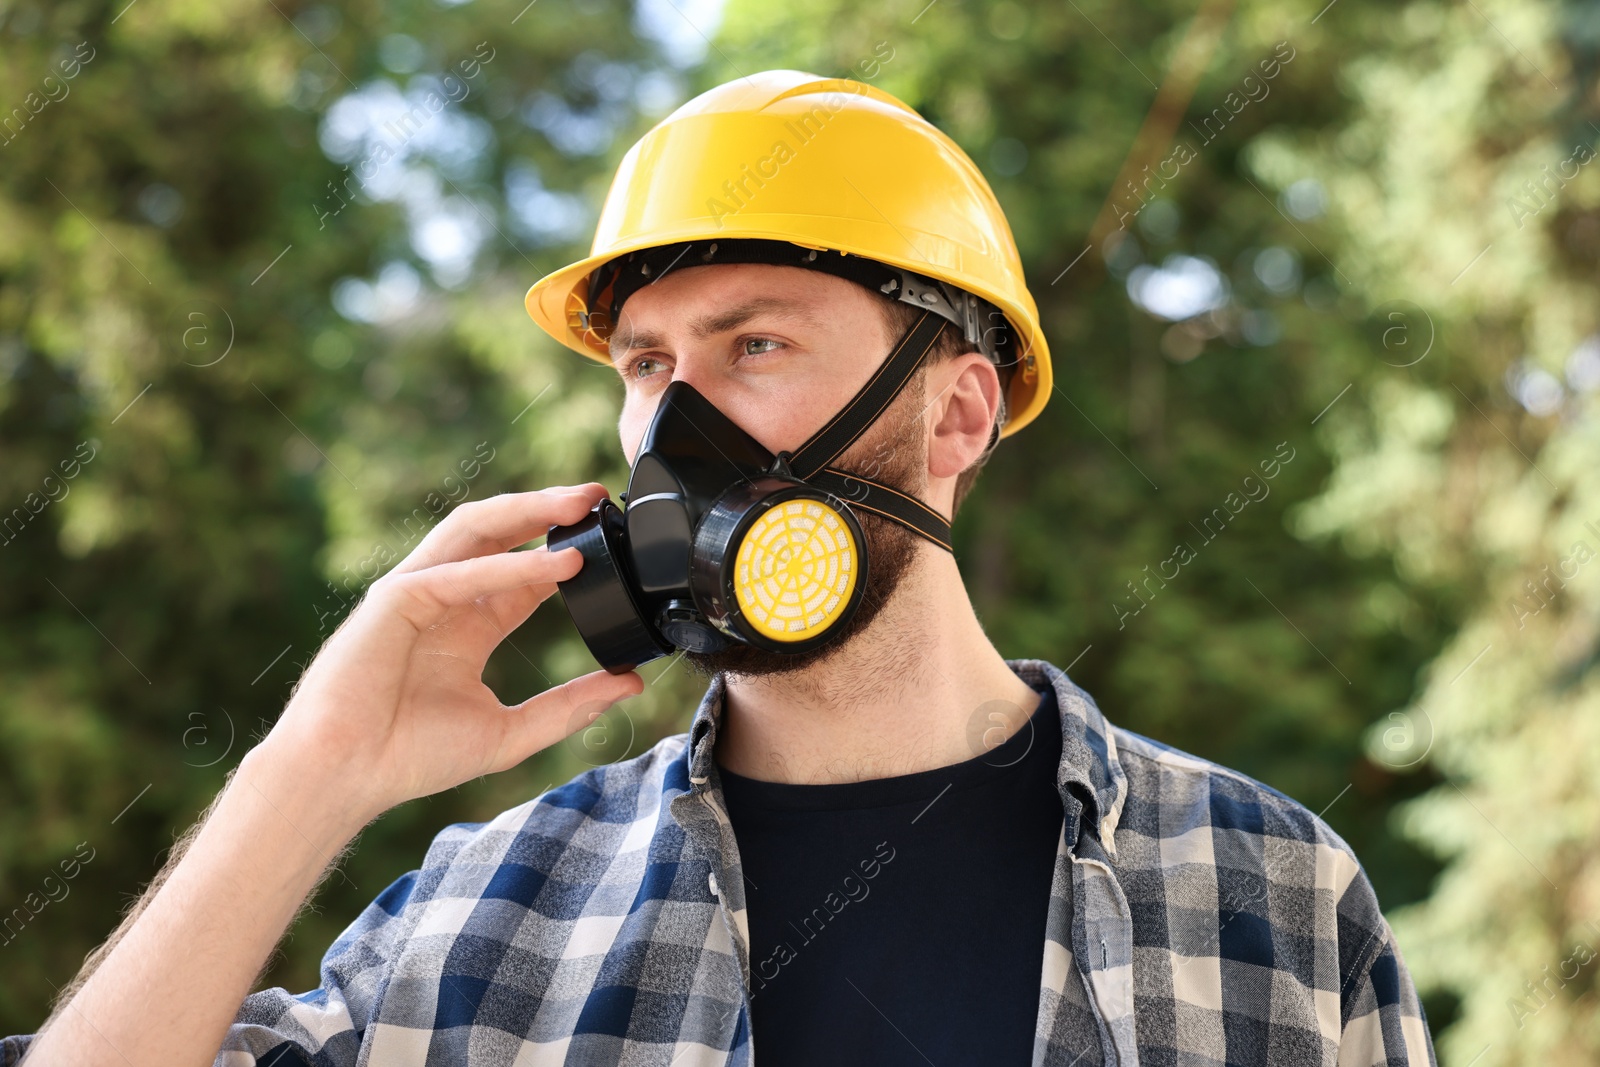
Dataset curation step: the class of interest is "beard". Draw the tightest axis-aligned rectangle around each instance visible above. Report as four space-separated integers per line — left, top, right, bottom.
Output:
683 370 932 682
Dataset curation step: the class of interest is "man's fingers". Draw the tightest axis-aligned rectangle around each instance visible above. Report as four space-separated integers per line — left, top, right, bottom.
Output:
492 669 646 773
391 484 610 574
474 580 554 636
375 545 585 627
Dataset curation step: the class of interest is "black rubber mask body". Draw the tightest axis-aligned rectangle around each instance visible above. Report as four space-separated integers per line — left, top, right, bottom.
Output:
548 307 955 674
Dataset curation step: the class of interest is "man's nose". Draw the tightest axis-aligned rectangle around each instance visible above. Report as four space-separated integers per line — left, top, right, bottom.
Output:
650 352 745 424
661 349 719 395
625 352 734 455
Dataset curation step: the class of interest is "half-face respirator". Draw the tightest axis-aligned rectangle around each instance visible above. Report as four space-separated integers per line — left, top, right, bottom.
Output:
547 239 1017 674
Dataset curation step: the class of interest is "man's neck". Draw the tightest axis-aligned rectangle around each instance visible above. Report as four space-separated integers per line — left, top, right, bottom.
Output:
711 552 1044 784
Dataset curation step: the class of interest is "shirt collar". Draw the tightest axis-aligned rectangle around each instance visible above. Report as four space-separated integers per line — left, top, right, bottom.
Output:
682 656 1128 855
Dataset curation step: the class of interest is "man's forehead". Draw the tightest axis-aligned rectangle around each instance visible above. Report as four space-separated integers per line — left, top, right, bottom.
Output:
606 268 845 360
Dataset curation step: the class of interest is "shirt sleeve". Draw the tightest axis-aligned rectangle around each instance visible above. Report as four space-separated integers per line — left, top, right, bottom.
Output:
214 813 499 1065
0 869 417 1067
210 867 422 1066
1336 917 1438 1067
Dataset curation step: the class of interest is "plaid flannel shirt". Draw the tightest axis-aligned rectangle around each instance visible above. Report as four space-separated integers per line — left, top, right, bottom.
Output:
2 657 1436 1066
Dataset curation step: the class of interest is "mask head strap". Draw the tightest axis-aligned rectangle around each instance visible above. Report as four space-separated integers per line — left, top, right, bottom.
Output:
779 306 945 478
779 308 955 552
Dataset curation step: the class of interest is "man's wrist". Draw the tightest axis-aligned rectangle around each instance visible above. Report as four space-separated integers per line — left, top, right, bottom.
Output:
236 736 379 855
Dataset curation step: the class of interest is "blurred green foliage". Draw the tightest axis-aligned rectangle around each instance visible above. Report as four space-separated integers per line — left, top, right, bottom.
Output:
1 0 1596 1061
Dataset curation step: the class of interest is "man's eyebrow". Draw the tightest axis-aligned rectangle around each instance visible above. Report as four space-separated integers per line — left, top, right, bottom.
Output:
608 297 824 361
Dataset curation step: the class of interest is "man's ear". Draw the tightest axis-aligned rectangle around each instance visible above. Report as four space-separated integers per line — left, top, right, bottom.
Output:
925 352 1001 481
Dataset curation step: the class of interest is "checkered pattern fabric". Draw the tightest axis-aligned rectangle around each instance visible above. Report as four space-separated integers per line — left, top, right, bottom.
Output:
0 658 1436 1066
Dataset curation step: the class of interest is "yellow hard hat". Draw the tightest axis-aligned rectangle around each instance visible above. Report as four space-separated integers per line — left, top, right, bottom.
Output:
523 68 1051 438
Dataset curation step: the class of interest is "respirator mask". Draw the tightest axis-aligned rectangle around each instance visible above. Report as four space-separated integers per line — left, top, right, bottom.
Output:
547 239 1017 674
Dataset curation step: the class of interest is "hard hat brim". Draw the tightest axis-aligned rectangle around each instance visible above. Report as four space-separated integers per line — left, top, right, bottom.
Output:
524 226 1052 440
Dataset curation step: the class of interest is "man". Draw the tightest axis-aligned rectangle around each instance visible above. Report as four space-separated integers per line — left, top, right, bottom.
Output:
6 70 1435 1066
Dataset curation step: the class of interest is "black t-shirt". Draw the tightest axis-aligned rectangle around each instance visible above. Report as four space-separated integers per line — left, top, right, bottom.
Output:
715 682 1067 1066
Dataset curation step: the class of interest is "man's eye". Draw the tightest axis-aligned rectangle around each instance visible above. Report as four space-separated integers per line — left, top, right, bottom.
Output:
628 356 666 380
623 339 779 381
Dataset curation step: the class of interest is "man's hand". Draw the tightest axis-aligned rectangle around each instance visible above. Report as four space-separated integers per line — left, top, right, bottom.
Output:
261 483 643 821
23 483 644 1067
